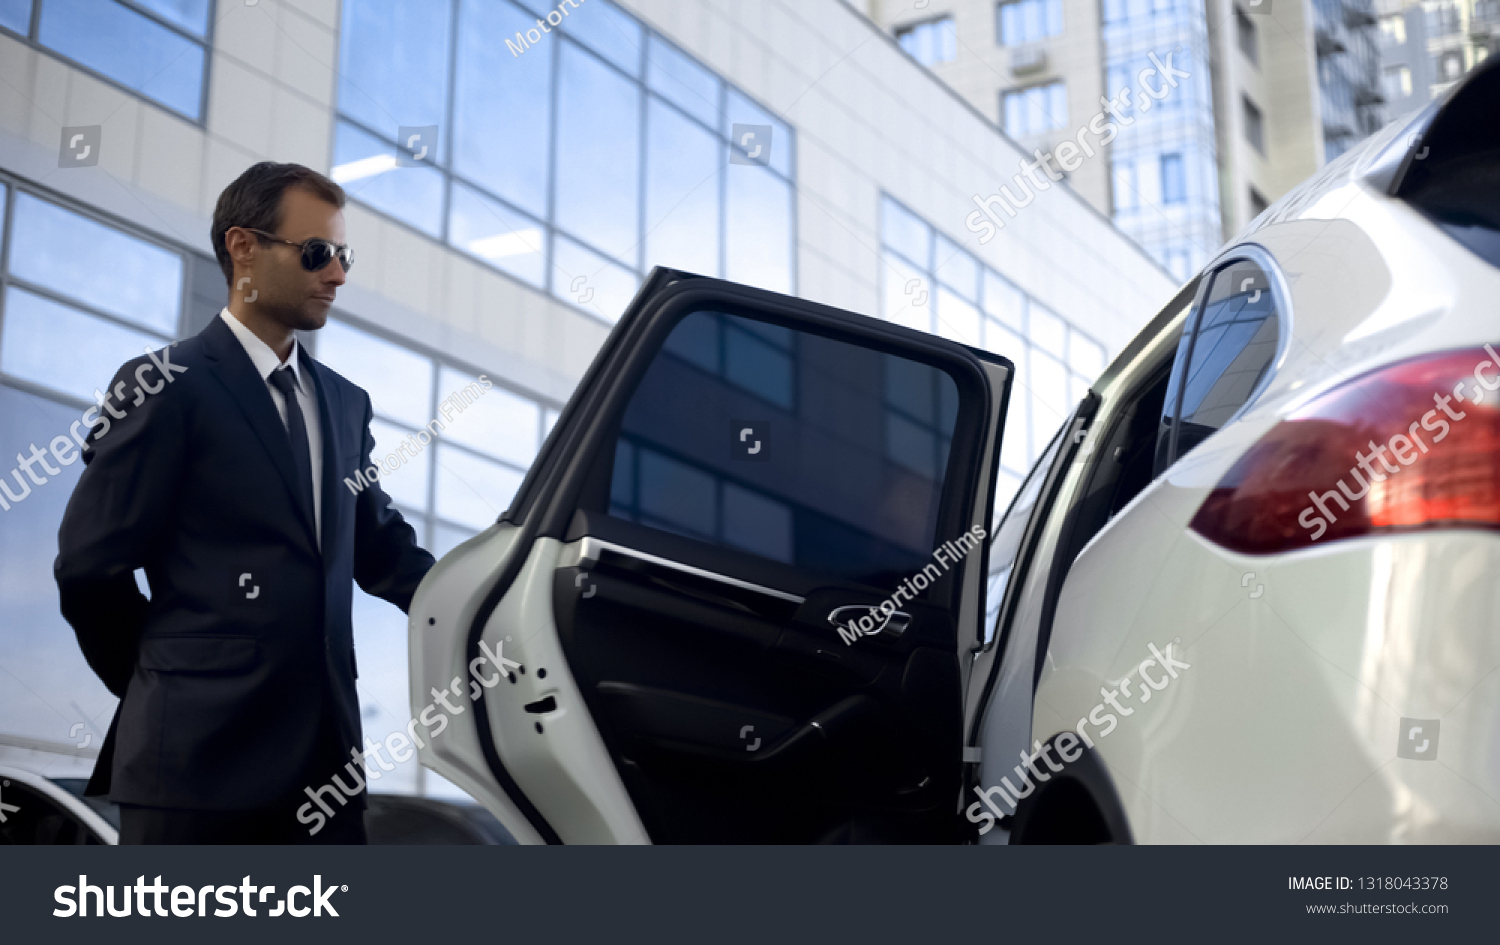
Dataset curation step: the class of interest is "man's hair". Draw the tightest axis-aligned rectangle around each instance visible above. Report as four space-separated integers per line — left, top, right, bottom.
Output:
211 162 345 286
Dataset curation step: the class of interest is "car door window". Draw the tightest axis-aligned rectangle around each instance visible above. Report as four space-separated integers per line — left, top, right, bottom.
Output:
1160 258 1282 467
605 308 966 589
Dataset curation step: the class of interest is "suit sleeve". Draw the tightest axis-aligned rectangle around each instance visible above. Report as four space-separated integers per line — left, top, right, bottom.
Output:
54 354 187 697
351 393 436 612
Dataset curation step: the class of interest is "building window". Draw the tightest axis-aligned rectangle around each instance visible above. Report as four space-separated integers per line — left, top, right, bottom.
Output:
1248 186 1269 218
1002 80 1067 136
1159 152 1185 204
1242 94 1265 154
997 0 1063 46
333 0 796 324
1378 12 1407 44
1383 64 1413 98
877 195 1106 509
1436 48 1465 81
0 0 212 120
1113 159 1138 212
897 15 957 64
1236 8 1258 65
314 317 560 555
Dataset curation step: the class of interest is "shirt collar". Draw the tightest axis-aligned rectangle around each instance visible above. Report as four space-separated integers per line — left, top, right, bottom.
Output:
220 308 304 392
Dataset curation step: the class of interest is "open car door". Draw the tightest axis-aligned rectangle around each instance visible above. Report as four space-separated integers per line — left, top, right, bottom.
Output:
409 270 1012 843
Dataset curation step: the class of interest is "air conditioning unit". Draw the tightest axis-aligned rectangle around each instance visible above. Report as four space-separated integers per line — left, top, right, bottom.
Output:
1011 44 1047 76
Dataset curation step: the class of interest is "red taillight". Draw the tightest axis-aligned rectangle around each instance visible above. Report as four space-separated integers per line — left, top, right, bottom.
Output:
1190 346 1500 554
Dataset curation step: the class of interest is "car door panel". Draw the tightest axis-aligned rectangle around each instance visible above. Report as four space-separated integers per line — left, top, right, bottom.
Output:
412 270 1012 844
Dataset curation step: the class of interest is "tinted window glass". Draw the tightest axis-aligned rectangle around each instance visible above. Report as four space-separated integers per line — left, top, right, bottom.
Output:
1165 262 1279 464
608 310 964 587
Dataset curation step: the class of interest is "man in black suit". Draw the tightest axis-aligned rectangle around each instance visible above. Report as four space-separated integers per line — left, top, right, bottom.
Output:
55 162 436 844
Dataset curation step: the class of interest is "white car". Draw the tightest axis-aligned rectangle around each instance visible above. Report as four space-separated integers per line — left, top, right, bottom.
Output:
407 58 1499 844
0 766 118 845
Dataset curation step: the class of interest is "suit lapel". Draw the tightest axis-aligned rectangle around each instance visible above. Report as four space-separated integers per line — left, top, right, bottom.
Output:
199 316 319 549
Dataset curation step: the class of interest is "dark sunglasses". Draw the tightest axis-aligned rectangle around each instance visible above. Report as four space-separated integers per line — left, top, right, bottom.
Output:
245 228 355 273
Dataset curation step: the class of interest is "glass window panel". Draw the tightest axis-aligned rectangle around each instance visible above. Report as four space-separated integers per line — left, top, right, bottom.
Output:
610 439 635 511
448 181 547 288
435 444 524 530
637 446 716 540
552 234 639 323
0 384 113 746
724 323 792 408
1071 333 1107 380
886 411 936 478
725 89 791 177
136 0 211 36
662 309 719 372
933 235 978 299
885 354 935 423
646 34 719 129
558 0 642 75
1 288 164 403
38 0 205 118
338 0 453 139
644 97 720 277
982 269 1025 331
1161 152 1186 204
368 417 431 512
725 165 792 294
880 196 929 269
0 0 30 33
544 407 559 434
722 483 793 564
10 193 182 336
317 319 435 428
1177 264 1279 444
613 310 967 583
1029 348 1071 457
881 252 931 333
453 0 552 218
437 365 540 468
332 121 444 237
1028 302 1067 357
935 287 981 346
555 40 642 266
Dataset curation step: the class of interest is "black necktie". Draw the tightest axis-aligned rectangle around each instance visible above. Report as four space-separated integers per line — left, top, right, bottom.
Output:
269 366 316 530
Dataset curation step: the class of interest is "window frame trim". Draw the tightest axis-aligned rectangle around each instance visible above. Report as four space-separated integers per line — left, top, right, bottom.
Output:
0 0 216 124
1163 241 1292 468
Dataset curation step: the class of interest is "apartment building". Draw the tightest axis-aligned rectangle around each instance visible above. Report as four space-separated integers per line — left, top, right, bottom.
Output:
0 0 1172 798
1376 0 1495 121
867 0 1385 270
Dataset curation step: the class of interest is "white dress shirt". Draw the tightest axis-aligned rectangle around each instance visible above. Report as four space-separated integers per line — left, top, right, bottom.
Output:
220 309 323 548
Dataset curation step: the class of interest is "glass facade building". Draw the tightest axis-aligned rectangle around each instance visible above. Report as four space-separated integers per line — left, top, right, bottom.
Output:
878 195 1107 512
1102 0 1222 281
332 0 796 325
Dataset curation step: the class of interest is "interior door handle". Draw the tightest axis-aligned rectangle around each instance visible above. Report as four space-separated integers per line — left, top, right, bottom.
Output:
827 604 911 640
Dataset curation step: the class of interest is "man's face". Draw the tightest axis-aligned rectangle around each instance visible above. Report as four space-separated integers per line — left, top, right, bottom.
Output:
243 186 347 331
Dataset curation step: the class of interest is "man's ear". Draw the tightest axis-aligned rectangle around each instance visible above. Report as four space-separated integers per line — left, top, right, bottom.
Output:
225 226 257 274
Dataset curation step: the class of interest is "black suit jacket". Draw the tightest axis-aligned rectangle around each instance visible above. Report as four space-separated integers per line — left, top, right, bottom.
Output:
54 315 435 810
